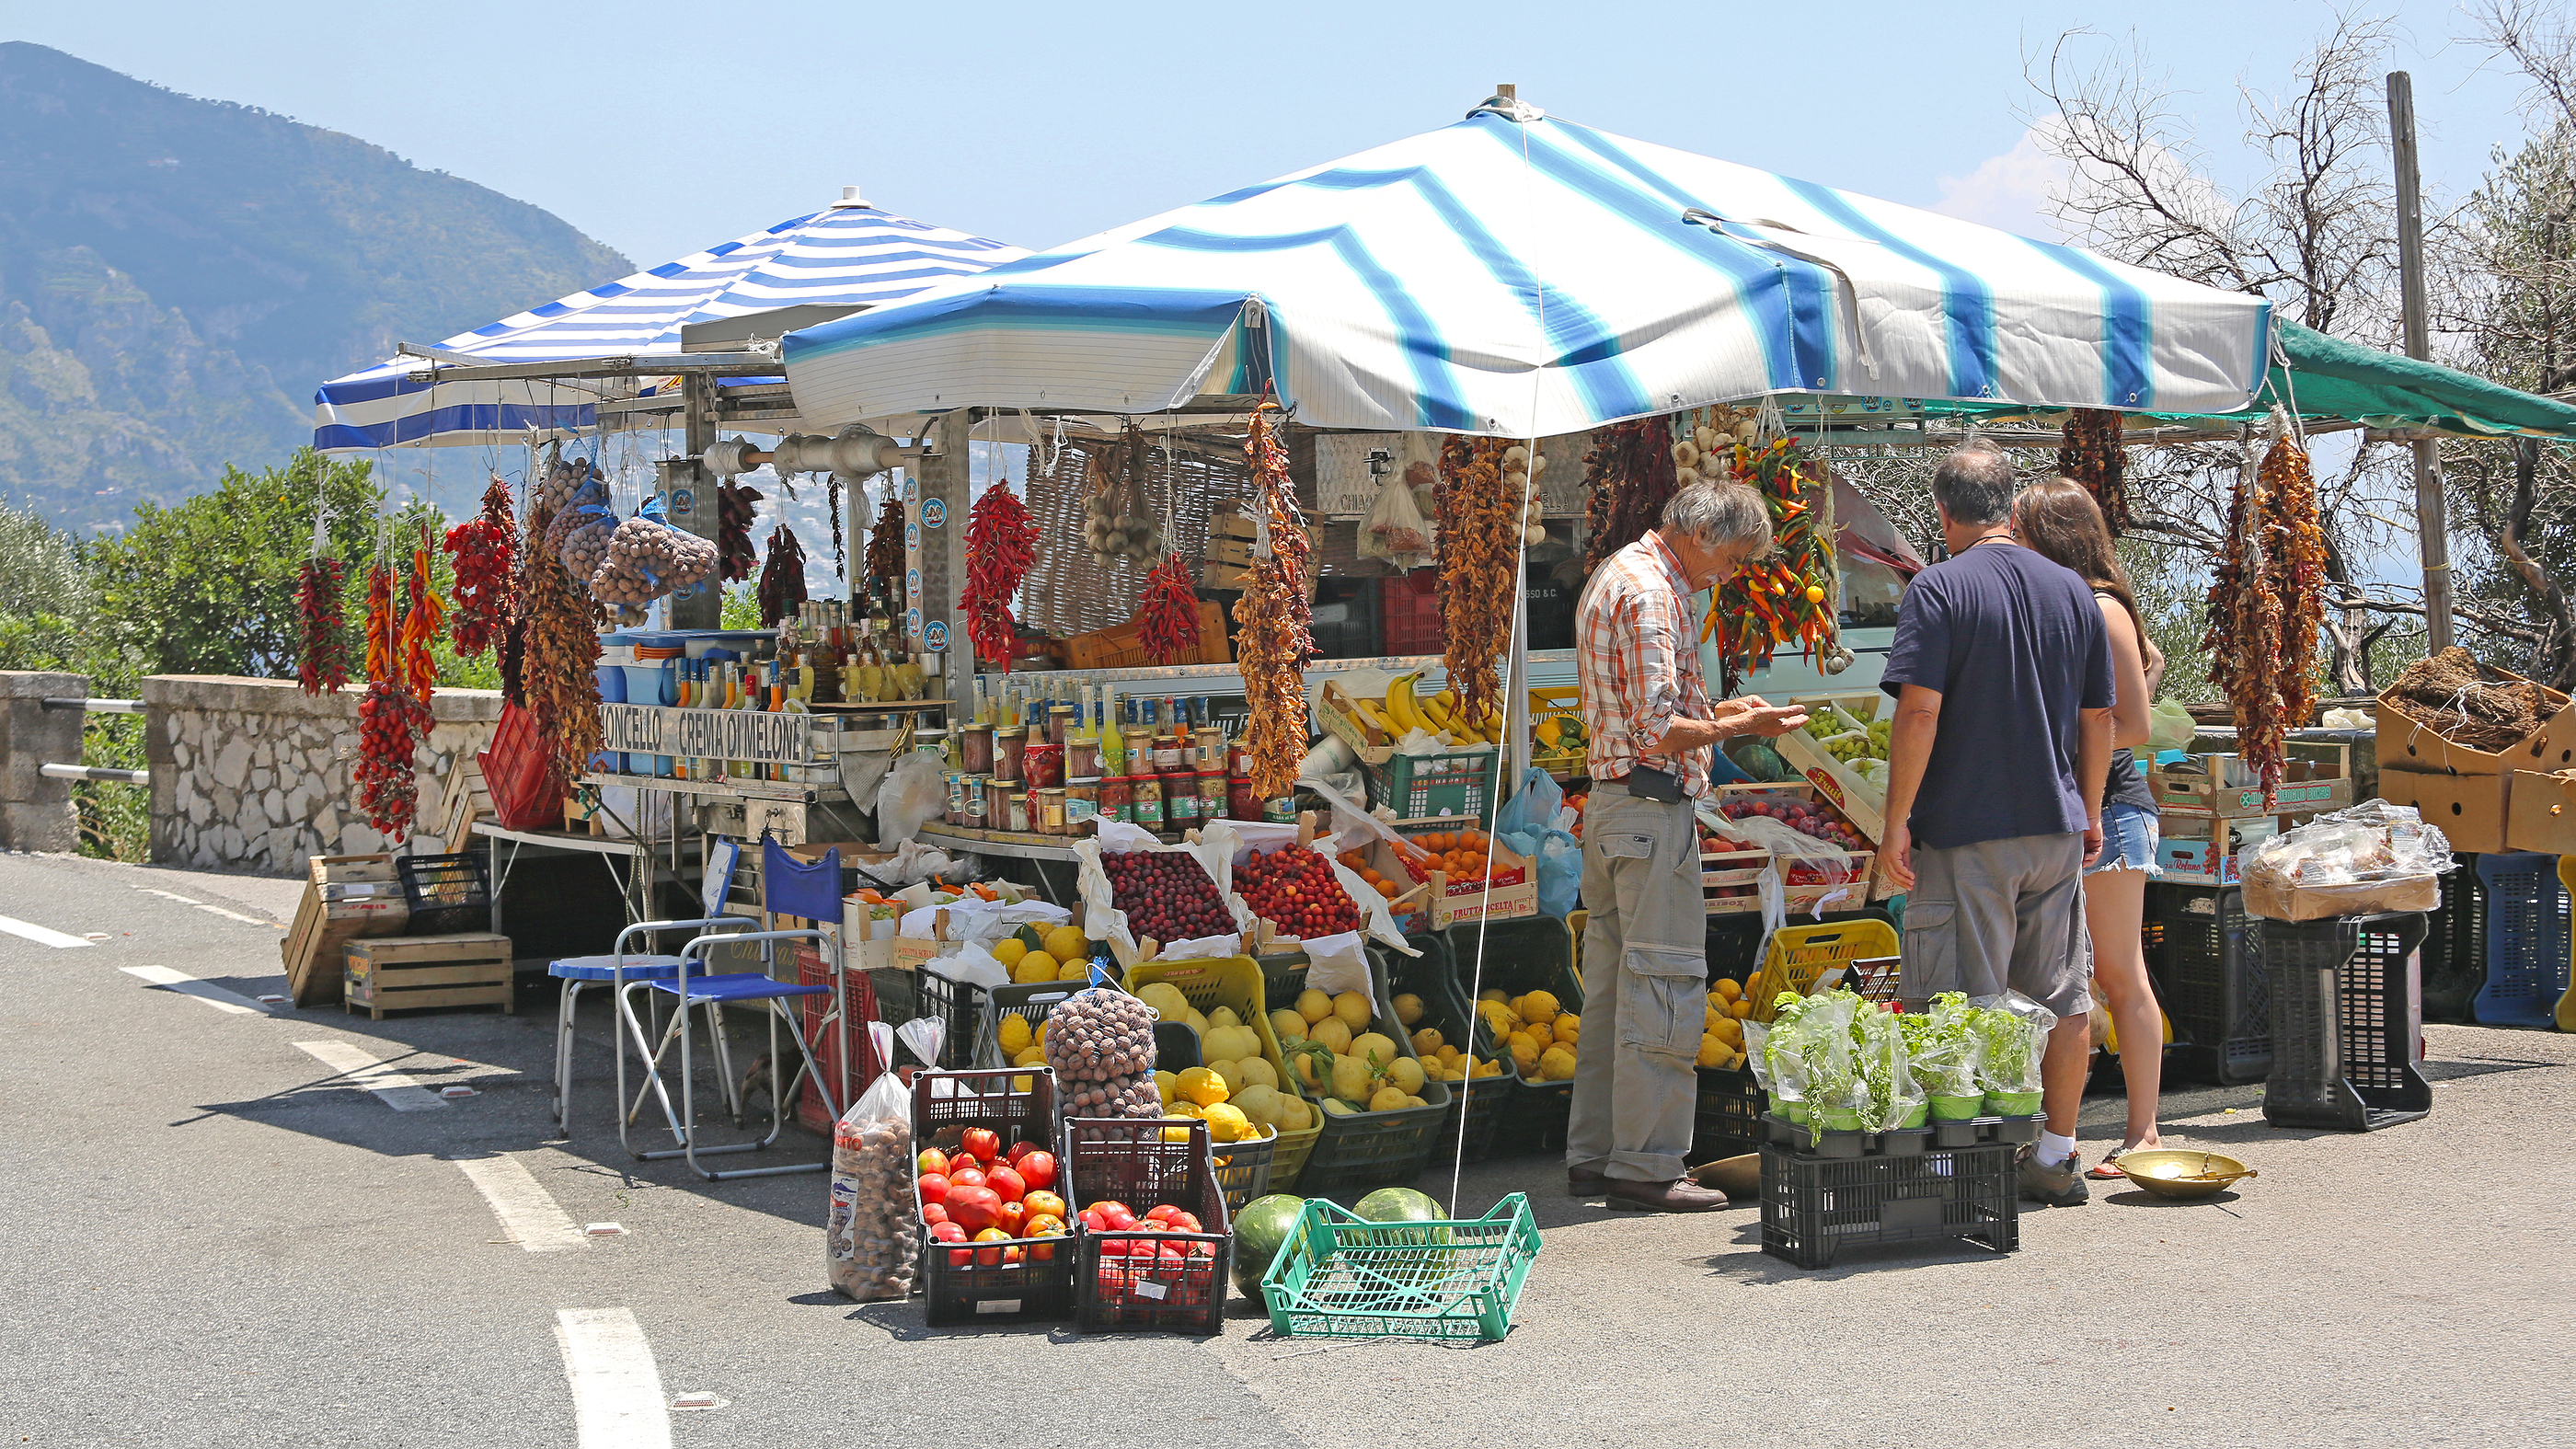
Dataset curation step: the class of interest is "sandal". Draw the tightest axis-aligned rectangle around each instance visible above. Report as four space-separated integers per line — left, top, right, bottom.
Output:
2086 1149 2133 1180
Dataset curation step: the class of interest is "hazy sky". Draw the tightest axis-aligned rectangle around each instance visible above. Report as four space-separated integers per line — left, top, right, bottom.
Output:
6 0 2553 276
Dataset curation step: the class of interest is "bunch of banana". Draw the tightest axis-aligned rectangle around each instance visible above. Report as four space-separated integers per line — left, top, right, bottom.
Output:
1353 673 1501 749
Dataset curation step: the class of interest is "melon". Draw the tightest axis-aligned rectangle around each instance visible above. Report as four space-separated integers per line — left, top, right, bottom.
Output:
1232 1193 1305 1299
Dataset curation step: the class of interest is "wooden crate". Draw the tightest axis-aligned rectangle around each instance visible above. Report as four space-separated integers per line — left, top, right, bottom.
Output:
282 854 411 1007
438 759 491 850
343 933 515 1020
1063 601 1231 669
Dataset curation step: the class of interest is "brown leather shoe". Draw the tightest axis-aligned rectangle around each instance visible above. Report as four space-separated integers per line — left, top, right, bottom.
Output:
1567 1167 1608 1197
1604 1176 1731 1213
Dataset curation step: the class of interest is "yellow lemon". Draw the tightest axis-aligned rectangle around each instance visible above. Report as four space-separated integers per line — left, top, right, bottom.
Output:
992 937 1028 968
1554 1013 1581 1045
1177 1066 1229 1107
1296 988 1334 1025
1154 1069 1179 1104
1043 924 1089 963
1367 1085 1410 1112
1056 958 1090 981
1696 1033 1731 1069
1330 991 1373 1032
1393 993 1426 1027
996 1014 1032 1055
1731 997 1754 1019
1714 977 1742 1002
1538 1045 1577 1081
1012 949 1057 984
1411 1027 1444 1055
1201 1102 1251 1142
1518 990 1560 1023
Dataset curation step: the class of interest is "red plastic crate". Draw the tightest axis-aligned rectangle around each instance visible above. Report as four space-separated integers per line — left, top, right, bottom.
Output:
1380 571 1445 656
796 944 882 1133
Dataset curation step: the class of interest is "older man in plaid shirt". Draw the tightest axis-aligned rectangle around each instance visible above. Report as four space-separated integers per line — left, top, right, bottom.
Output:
1569 479 1807 1213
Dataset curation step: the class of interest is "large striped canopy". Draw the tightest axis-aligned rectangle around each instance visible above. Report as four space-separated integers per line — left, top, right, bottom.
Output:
780 109 2272 436
314 200 1023 451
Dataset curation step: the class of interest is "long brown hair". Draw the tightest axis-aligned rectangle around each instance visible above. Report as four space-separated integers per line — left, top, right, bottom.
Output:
2014 477 2144 638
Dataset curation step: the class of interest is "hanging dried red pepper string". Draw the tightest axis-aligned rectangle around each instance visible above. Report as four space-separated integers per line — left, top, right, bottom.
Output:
2056 408 2132 535
1234 402 1315 799
1135 554 1203 663
354 545 431 842
757 523 810 627
443 476 515 657
295 557 349 696
962 473 1039 664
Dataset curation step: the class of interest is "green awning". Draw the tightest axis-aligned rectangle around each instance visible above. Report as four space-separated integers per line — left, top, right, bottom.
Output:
2218 321 2576 439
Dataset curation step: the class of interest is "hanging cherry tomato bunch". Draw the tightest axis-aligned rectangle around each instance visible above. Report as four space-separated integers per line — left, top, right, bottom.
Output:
295 557 349 696
1708 433 1835 673
443 476 516 658
962 478 1039 664
1134 554 1202 663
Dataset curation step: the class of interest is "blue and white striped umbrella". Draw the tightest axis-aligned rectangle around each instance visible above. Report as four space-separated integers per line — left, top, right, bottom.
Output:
314 199 1024 452
780 109 2271 436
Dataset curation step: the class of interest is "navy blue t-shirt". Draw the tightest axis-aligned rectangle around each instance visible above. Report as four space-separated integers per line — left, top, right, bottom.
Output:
1881 542 2112 850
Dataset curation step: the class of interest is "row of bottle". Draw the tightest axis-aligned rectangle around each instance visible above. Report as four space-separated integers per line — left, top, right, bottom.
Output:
965 677 1217 776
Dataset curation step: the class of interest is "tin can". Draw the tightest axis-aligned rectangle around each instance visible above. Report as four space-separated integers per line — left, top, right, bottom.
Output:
1262 796 1297 824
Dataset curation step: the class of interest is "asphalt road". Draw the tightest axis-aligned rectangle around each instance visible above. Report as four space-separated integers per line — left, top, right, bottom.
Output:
1 847 2568 1447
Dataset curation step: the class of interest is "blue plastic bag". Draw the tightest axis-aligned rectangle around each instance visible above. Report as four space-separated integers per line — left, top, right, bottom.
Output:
1493 767 1564 841
1494 768 1582 918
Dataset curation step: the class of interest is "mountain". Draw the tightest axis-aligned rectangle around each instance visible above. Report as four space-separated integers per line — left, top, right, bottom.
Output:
0 41 629 531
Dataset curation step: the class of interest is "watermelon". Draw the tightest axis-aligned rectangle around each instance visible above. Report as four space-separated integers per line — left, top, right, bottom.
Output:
1352 1188 1454 1286
1231 1193 1305 1299
1353 1187 1443 1224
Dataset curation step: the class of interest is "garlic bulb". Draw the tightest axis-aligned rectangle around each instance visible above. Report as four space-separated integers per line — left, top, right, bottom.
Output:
1528 453 1547 477
1523 523 1547 546
1501 444 1530 468
1734 420 1759 442
1695 425 1721 454
1674 466 1702 488
1673 440 1700 468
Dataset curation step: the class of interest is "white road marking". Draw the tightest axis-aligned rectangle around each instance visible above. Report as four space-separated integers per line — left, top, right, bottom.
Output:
0 914 92 949
292 1040 448 1111
121 965 272 1015
554 1308 673 1449
134 886 281 927
450 1153 585 1252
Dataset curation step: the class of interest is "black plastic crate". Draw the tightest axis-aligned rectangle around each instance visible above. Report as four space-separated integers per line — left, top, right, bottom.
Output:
1374 933 1508 1166
2472 852 2570 1028
1064 1118 1233 1334
2147 882 2271 1085
1448 914 1582 1156
2420 853 2486 1023
2261 914 2432 1133
914 966 994 1070
1689 1064 1766 1165
395 852 490 935
1260 955 1450 1200
912 1069 1074 1325
1758 1140 2018 1269
1706 914 1765 990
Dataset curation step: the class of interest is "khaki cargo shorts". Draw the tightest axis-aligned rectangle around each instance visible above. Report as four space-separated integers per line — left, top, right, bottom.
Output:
1898 831 2090 1020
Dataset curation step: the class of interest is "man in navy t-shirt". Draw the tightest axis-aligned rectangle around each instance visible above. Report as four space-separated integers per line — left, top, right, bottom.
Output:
1879 444 2112 1207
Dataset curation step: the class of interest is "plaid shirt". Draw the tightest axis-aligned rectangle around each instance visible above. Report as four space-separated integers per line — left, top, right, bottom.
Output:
1576 532 1715 798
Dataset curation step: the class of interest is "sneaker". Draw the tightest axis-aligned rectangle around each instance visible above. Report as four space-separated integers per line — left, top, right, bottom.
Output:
2018 1145 2088 1207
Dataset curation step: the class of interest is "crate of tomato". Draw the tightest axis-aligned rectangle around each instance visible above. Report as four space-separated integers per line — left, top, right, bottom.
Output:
912 1068 1075 1325
1064 1117 1234 1334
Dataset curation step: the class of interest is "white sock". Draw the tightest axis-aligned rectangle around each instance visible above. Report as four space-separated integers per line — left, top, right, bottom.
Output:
2038 1130 2077 1165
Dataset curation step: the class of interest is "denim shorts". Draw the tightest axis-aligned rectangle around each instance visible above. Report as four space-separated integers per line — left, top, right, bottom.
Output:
2087 801 2160 876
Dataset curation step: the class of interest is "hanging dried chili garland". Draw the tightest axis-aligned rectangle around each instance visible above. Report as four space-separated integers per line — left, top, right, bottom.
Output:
1135 554 1203 663
865 489 905 595
2204 418 2326 798
827 474 845 578
2056 408 2131 535
443 476 516 658
757 523 810 627
1580 419 1679 572
1234 403 1315 799
962 476 1039 664
716 478 763 584
354 552 431 841
1708 431 1836 674
294 557 349 696
511 486 604 792
1435 434 1515 727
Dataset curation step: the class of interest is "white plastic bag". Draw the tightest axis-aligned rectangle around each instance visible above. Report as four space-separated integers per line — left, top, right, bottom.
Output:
1361 467 1435 569
1301 929 1374 997
826 1053 920 1302
875 752 949 845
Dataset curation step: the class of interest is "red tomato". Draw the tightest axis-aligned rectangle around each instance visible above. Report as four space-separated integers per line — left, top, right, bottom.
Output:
1022 1190 1067 1222
994 1201 1029 1237
1144 1204 1180 1226
947 1167 987 1191
1006 1140 1041 1165
984 1165 1027 1203
943 1150 981 1177
1089 1200 1136 1231
972 1226 1009 1267
1167 1210 1204 1236
929 1220 969 1267
920 1201 949 1226
1003 1245 1024 1266
916 1173 950 1208
1078 1209 1108 1232
944 1184 1005 1234
1016 1151 1058 1192
960 1127 1001 1162
916 1148 950 1177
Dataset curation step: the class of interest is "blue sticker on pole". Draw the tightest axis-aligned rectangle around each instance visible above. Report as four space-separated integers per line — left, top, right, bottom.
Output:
923 619 949 652
905 566 921 602
922 497 947 528
905 520 920 552
906 607 924 639
903 478 920 505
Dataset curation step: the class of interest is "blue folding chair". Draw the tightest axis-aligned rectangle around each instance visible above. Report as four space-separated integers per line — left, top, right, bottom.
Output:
616 927 839 1180
546 915 757 1141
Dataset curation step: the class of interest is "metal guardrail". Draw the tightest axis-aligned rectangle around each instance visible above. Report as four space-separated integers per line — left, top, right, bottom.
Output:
41 764 148 785
41 697 144 714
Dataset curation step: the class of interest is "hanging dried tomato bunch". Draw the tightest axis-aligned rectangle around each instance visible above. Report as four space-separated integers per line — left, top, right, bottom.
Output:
1135 554 1203 663
2262 434 2328 740
962 477 1040 664
866 489 904 590
827 474 846 579
1234 404 1316 799
758 523 810 627
510 486 604 793
1436 434 1514 726
717 479 763 584
444 477 516 657
354 557 431 842
295 557 349 696
1580 419 1679 572
2205 426 2326 798
2056 408 2131 535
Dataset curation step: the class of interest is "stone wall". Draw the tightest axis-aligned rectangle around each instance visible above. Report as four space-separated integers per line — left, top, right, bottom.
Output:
0 671 88 852
143 675 503 876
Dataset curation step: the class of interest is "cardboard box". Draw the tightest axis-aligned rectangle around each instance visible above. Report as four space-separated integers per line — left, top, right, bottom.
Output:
2243 871 2440 923
2506 769 2576 853
2376 666 2576 775
2149 769 2352 818
2379 767 2511 852
2156 837 2243 887
1353 829 1535 929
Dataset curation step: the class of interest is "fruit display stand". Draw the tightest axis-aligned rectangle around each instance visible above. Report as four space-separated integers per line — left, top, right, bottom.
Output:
1063 1117 1234 1334
2260 912 2433 1132
915 967 998 1070
1125 956 1308 1200
1372 933 1512 1165
1699 836 1771 915
1451 914 1583 1155
913 1069 1075 1325
1260 956 1453 1198
1259 1192 1540 1342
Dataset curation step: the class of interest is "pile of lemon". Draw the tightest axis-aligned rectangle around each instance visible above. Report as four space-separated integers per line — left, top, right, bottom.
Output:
991 924 1100 985
1477 988 1579 1082
1391 991 1504 1083
1697 976 1751 1069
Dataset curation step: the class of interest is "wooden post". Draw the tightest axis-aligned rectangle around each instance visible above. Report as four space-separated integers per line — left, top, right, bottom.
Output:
2388 71 2454 652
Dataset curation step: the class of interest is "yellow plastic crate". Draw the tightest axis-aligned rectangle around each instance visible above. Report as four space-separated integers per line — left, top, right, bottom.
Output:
1530 685 1585 777
1743 918 1900 1023
1122 955 1321 1190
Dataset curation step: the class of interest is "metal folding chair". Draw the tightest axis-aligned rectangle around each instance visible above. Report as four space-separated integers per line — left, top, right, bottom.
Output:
546 915 756 1142
616 927 838 1180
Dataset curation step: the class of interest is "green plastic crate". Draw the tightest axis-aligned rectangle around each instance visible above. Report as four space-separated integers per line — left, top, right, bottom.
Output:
1366 746 1501 829
1259 1192 1540 1342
